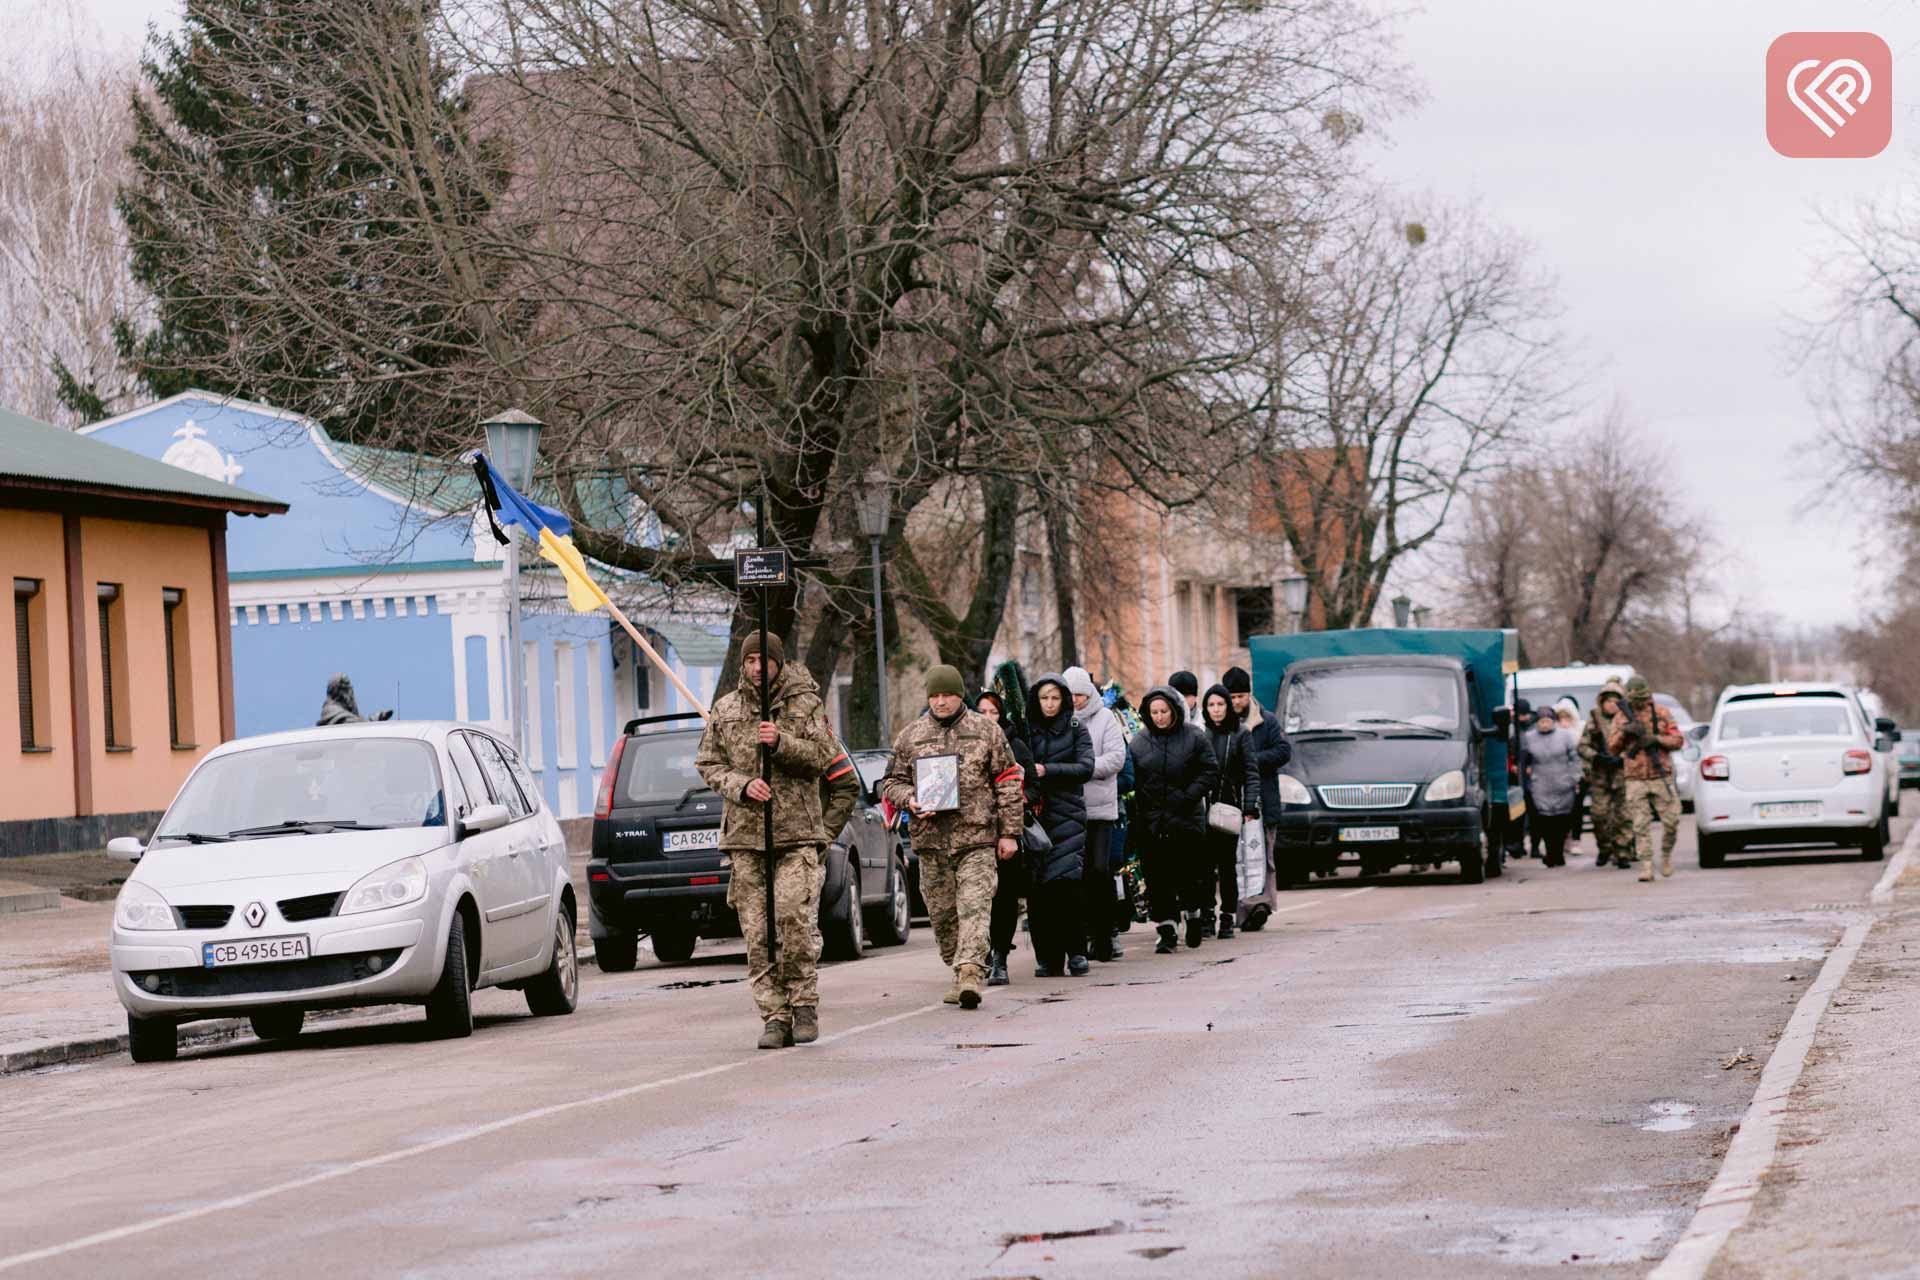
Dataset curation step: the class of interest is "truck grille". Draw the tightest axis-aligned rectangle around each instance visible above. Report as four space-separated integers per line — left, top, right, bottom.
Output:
175 905 233 929
277 891 341 922
1318 784 1418 809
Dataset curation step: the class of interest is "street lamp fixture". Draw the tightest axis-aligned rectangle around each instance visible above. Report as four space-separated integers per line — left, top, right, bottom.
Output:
1411 605 1431 629
853 472 891 745
483 409 544 753
1280 575 1309 633
1392 594 1413 628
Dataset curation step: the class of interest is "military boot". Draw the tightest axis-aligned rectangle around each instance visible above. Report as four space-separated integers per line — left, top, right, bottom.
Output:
1218 916 1236 941
1660 852 1674 878
1638 861 1654 883
943 976 963 1004
987 950 1010 987
757 1018 793 1050
791 1007 819 1044
956 964 985 1010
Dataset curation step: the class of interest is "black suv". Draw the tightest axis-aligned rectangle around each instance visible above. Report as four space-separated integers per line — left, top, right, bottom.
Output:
588 714 913 969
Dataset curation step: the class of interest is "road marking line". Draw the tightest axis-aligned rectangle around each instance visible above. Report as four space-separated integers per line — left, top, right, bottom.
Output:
1869 816 1920 905
0 1002 941 1273
1649 919 1875 1280
1269 886 1377 917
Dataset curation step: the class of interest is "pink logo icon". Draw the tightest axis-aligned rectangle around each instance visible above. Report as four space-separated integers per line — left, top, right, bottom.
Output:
1767 33 1891 158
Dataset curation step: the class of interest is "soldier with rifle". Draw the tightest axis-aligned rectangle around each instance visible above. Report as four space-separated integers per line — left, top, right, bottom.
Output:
1578 679 1632 868
1606 675 1685 882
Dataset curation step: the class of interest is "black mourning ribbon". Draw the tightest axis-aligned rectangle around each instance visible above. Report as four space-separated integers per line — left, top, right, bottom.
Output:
472 455 511 546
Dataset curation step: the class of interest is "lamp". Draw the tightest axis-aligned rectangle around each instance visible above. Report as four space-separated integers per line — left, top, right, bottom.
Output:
1392 594 1412 628
1411 605 1431 629
853 472 891 743
482 409 544 753
1280 575 1309 632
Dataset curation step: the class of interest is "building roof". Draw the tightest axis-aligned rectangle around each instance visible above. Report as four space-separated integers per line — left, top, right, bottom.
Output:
0 404 287 516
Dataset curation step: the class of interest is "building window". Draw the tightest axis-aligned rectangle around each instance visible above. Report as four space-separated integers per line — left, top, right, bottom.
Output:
586 641 607 767
1236 587 1274 647
97 583 130 749
162 588 196 747
14 578 47 751
1173 582 1192 667
521 640 543 769
553 641 578 769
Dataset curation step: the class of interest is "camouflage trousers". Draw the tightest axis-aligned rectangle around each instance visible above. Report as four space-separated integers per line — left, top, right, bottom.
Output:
1625 778 1681 869
921 845 999 976
727 845 822 1021
1587 771 1630 864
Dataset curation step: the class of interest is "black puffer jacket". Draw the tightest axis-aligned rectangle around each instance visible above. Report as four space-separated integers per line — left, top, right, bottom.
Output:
1023 673 1094 883
1201 683 1261 819
1127 685 1218 840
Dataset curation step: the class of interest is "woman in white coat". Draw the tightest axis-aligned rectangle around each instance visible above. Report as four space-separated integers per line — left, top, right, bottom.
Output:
1064 666 1128 961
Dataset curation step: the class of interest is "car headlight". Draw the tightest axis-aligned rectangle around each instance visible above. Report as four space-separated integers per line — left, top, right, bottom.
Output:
1425 770 1467 803
339 856 429 916
114 880 176 931
1278 774 1312 805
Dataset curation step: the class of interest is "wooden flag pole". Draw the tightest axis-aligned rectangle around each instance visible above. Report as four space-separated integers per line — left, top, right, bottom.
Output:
601 598 712 724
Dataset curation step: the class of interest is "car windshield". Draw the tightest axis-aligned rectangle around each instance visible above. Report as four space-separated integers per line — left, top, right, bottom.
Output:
1284 668 1461 735
619 733 712 804
153 738 445 843
1719 700 1856 741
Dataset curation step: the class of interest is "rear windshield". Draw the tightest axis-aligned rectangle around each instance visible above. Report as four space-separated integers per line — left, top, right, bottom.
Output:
1284 668 1461 735
1719 699 1857 741
618 732 713 804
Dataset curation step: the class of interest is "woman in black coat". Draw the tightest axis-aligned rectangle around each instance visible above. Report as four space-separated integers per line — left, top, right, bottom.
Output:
1200 683 1262 941
1128 685 1219 953
1023 673 1094 977
975 689 1035 987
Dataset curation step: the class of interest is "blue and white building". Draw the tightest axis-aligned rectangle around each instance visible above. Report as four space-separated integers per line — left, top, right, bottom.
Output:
84 392 731 817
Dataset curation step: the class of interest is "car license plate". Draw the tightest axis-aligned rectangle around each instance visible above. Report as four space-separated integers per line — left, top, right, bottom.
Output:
1339 826 1399 842
663 828 721 852
203 935 310 968
1756 802 1820 820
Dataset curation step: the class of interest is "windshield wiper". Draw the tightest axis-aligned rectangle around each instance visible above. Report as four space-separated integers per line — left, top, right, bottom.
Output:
156 831 232 844
1293 725 1376 737
224 818 391 838
673 786 707 811
1355 717 1452 736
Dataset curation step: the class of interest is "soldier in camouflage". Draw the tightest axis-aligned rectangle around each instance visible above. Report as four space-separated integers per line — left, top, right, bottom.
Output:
1578 679 1631 869
695 633 840 1049
882 664 1026 1009
1607 675 1685 883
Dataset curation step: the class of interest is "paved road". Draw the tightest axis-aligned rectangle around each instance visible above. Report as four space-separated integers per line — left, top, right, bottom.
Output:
0 822 1898 1278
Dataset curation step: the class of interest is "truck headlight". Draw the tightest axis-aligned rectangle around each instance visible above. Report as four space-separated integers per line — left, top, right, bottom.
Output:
114 881 177 931
339 856 429 916
1278 774 1312 806
1425 770 1466 803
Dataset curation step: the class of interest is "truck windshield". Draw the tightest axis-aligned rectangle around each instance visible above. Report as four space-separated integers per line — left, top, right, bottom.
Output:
1284 668 1461 735
619 733 714 804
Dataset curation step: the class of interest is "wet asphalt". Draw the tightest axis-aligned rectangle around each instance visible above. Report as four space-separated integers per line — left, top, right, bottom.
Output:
0 817 1898 1278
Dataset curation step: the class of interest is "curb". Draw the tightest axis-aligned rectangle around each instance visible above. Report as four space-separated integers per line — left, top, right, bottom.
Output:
1 939 598 1076
0 889 62 916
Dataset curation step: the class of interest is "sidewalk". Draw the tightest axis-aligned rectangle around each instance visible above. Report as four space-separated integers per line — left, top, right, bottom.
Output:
0 850 598 1073
1711 861 1920 1279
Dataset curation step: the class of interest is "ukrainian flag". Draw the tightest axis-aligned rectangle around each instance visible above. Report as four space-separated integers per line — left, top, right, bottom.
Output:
472 455 609 615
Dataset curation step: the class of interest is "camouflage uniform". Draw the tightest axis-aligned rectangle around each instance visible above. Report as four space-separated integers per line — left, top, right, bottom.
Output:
1578 681 1630 867
695 662 838 1022
882 707 1025 985
1607 688 1684 880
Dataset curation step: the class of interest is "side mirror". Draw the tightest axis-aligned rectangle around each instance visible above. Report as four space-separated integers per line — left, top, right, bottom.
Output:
1687 723 1710 742
461 803 511 836
107 836 145 863
1876 716 1898 738
1491 706 1512 735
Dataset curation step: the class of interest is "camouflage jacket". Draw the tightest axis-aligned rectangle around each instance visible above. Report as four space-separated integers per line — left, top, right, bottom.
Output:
1606 703 1684 782
1578 709 1621 774
821 750 861 846
881 708 1025 855
695 664 838 850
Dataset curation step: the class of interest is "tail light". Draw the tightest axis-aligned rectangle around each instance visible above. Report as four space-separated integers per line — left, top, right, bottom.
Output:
594 735 629 819
1699 755 1729 781
1843 749 1873 775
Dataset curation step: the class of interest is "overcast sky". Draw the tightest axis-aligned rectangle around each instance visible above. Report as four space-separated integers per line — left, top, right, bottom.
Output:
65 0 1920 629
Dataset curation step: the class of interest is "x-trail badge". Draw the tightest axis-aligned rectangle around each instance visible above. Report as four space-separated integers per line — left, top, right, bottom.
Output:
244 901 267 929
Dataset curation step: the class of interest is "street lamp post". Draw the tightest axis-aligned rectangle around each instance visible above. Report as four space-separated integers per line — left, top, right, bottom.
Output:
1392 594 1413 628
1280 575 1309 633
1411 605 1431 630
483 409 544 753
852 474 891 746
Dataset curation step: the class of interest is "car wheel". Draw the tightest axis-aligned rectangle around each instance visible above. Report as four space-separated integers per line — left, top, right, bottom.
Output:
823 855 866 961
249 1009 304 1041
525 905 580 1016
1460 848 1486 884
1862 822 1887 862
1698 834 1725 869
649 926 697 965
867 854 912 947
127 1013 177 1064
424 914 474 1039
595 932 639 972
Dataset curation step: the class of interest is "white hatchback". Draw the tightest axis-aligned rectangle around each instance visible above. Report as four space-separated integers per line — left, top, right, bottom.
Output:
109 723 578 1062
1694 685 1890 867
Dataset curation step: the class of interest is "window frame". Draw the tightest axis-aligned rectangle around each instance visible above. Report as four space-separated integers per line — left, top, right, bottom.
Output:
97 583 130 750
14 578 47 752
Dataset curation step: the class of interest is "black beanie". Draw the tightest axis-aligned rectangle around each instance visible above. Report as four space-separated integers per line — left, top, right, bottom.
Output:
1169 670 1199 698
1222 666 1251 694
